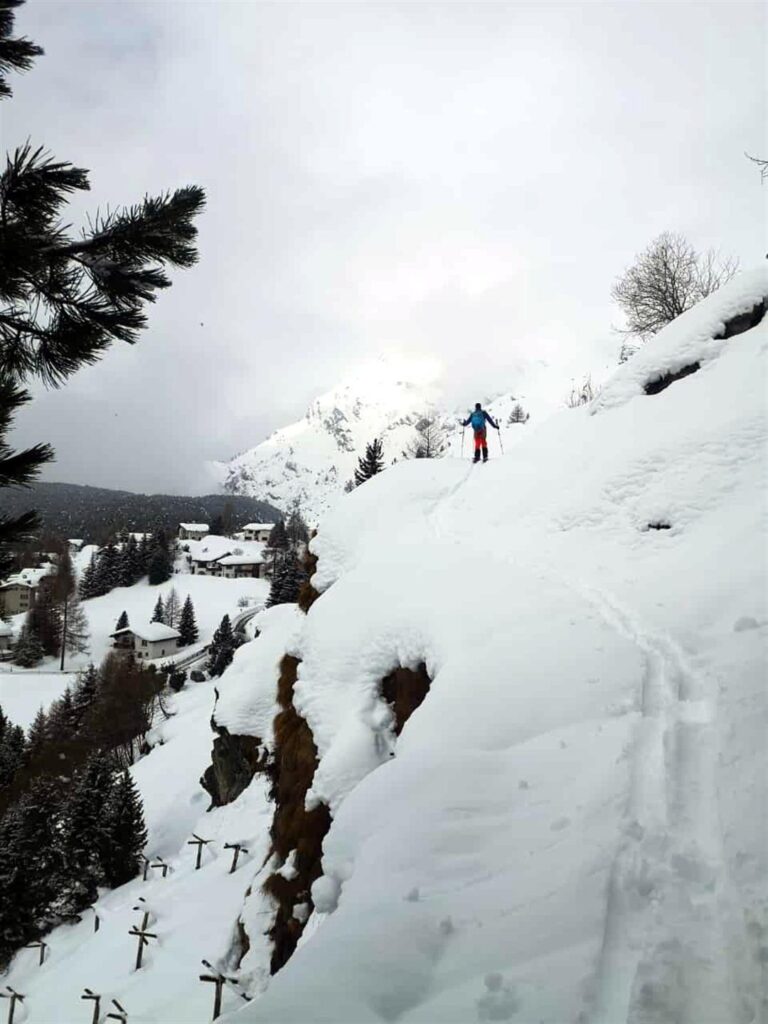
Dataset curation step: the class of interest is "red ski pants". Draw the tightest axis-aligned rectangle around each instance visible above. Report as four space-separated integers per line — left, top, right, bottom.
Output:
473 428 487 451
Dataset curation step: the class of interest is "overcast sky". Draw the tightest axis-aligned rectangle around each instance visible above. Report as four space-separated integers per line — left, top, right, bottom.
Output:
5 0 765 494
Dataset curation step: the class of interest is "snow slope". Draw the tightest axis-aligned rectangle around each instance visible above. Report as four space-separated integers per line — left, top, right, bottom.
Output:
212 356 586 524
227 268 767 1023
4 270 766 1023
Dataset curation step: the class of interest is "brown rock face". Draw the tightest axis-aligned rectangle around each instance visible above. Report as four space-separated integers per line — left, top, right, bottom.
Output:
200 727 268 808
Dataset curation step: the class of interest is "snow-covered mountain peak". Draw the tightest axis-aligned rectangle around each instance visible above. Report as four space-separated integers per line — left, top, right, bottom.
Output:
212 355 453 522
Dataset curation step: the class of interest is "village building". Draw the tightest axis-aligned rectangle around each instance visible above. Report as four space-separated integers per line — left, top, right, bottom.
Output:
0 566 53 616
110 623 181 660
0 621 13 659
178 523 209 541
242 522 275 543
217 554 267 579
189 551 231 576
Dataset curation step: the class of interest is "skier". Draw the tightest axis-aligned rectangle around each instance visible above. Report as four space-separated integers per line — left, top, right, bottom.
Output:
461 403 499 463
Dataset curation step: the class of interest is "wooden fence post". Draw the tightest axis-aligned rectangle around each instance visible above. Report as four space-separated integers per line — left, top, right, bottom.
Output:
128 924 157 970
200 960 252 1020
150 856 170 878
223 843 248 874
187 834 213 870
24 940 47 966
81 988 100 1024
105 997 128 1022
0 988 25 1024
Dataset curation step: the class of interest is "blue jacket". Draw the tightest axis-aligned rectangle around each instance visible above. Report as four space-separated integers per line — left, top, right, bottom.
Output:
462 408 498 430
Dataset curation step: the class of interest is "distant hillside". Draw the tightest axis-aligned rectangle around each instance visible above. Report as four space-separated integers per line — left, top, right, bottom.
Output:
0 482 281 543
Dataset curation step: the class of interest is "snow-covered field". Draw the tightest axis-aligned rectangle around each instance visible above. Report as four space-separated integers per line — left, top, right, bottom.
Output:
0 553 270 728
4 269 767 1023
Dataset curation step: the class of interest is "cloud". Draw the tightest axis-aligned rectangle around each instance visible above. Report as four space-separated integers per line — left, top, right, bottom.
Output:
5 0 765 493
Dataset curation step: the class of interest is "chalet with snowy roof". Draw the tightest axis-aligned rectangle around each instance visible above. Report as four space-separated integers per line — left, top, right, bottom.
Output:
190 550 231 576
0 565 53 616
178 523 209 541
242 522 275 543
111 623 181 660
217 553 267 579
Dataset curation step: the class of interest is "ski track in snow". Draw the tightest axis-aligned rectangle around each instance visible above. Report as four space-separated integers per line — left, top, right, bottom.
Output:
571 583 738 1024
426 464 743 1023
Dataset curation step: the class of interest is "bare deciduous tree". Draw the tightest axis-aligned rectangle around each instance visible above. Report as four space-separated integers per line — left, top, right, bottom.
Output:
612 232 738 342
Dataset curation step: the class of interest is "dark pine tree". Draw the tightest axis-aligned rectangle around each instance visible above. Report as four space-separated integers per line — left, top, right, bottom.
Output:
26 580 61 657
119 533 141 586
78 552 98 600
12 622 44 666
95 542 121 596
115 609 129 631
0 706 26 788
60 751 116 907
354 437 385 486
266 550 306 608
46 686 77 744
25 705 48 762
178 595 198 647
102 770 147 887
71 664 99 733
0 1 204 579
207 614 238 677
0 776 67 966
286 506 309 549
150 594 165 624
147 529 173 585
265 520 289 575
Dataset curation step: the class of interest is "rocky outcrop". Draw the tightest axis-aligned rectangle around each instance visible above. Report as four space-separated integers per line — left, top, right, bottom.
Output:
381 662 432 735
716 299 765 339
200 726 268 809
261 655 331 974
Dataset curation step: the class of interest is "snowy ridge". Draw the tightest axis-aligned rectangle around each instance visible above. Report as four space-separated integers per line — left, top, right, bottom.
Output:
234 267 767 1022
212 356 563 523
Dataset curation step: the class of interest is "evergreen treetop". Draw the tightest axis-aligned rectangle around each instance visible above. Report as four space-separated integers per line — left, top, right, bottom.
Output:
0 0 204 574
354 437 385 486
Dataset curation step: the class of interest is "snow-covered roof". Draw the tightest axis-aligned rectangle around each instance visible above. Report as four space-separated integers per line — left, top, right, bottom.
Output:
1 565 53 589
218 553 264 566
242 522 275 531
192 551 230 564
111 623 181 642
179 523 209 531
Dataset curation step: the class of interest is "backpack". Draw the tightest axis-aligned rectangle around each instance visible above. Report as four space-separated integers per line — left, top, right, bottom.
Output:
470 409 485 430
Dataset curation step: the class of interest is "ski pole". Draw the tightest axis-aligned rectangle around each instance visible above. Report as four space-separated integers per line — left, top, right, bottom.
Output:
460 426 465 458
496 426 504 455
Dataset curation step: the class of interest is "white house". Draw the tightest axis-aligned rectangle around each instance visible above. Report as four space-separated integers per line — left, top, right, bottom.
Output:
190 551 231 576
217 554 267 579
242 523 275 543
110 623 181 660
178 523 209 541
